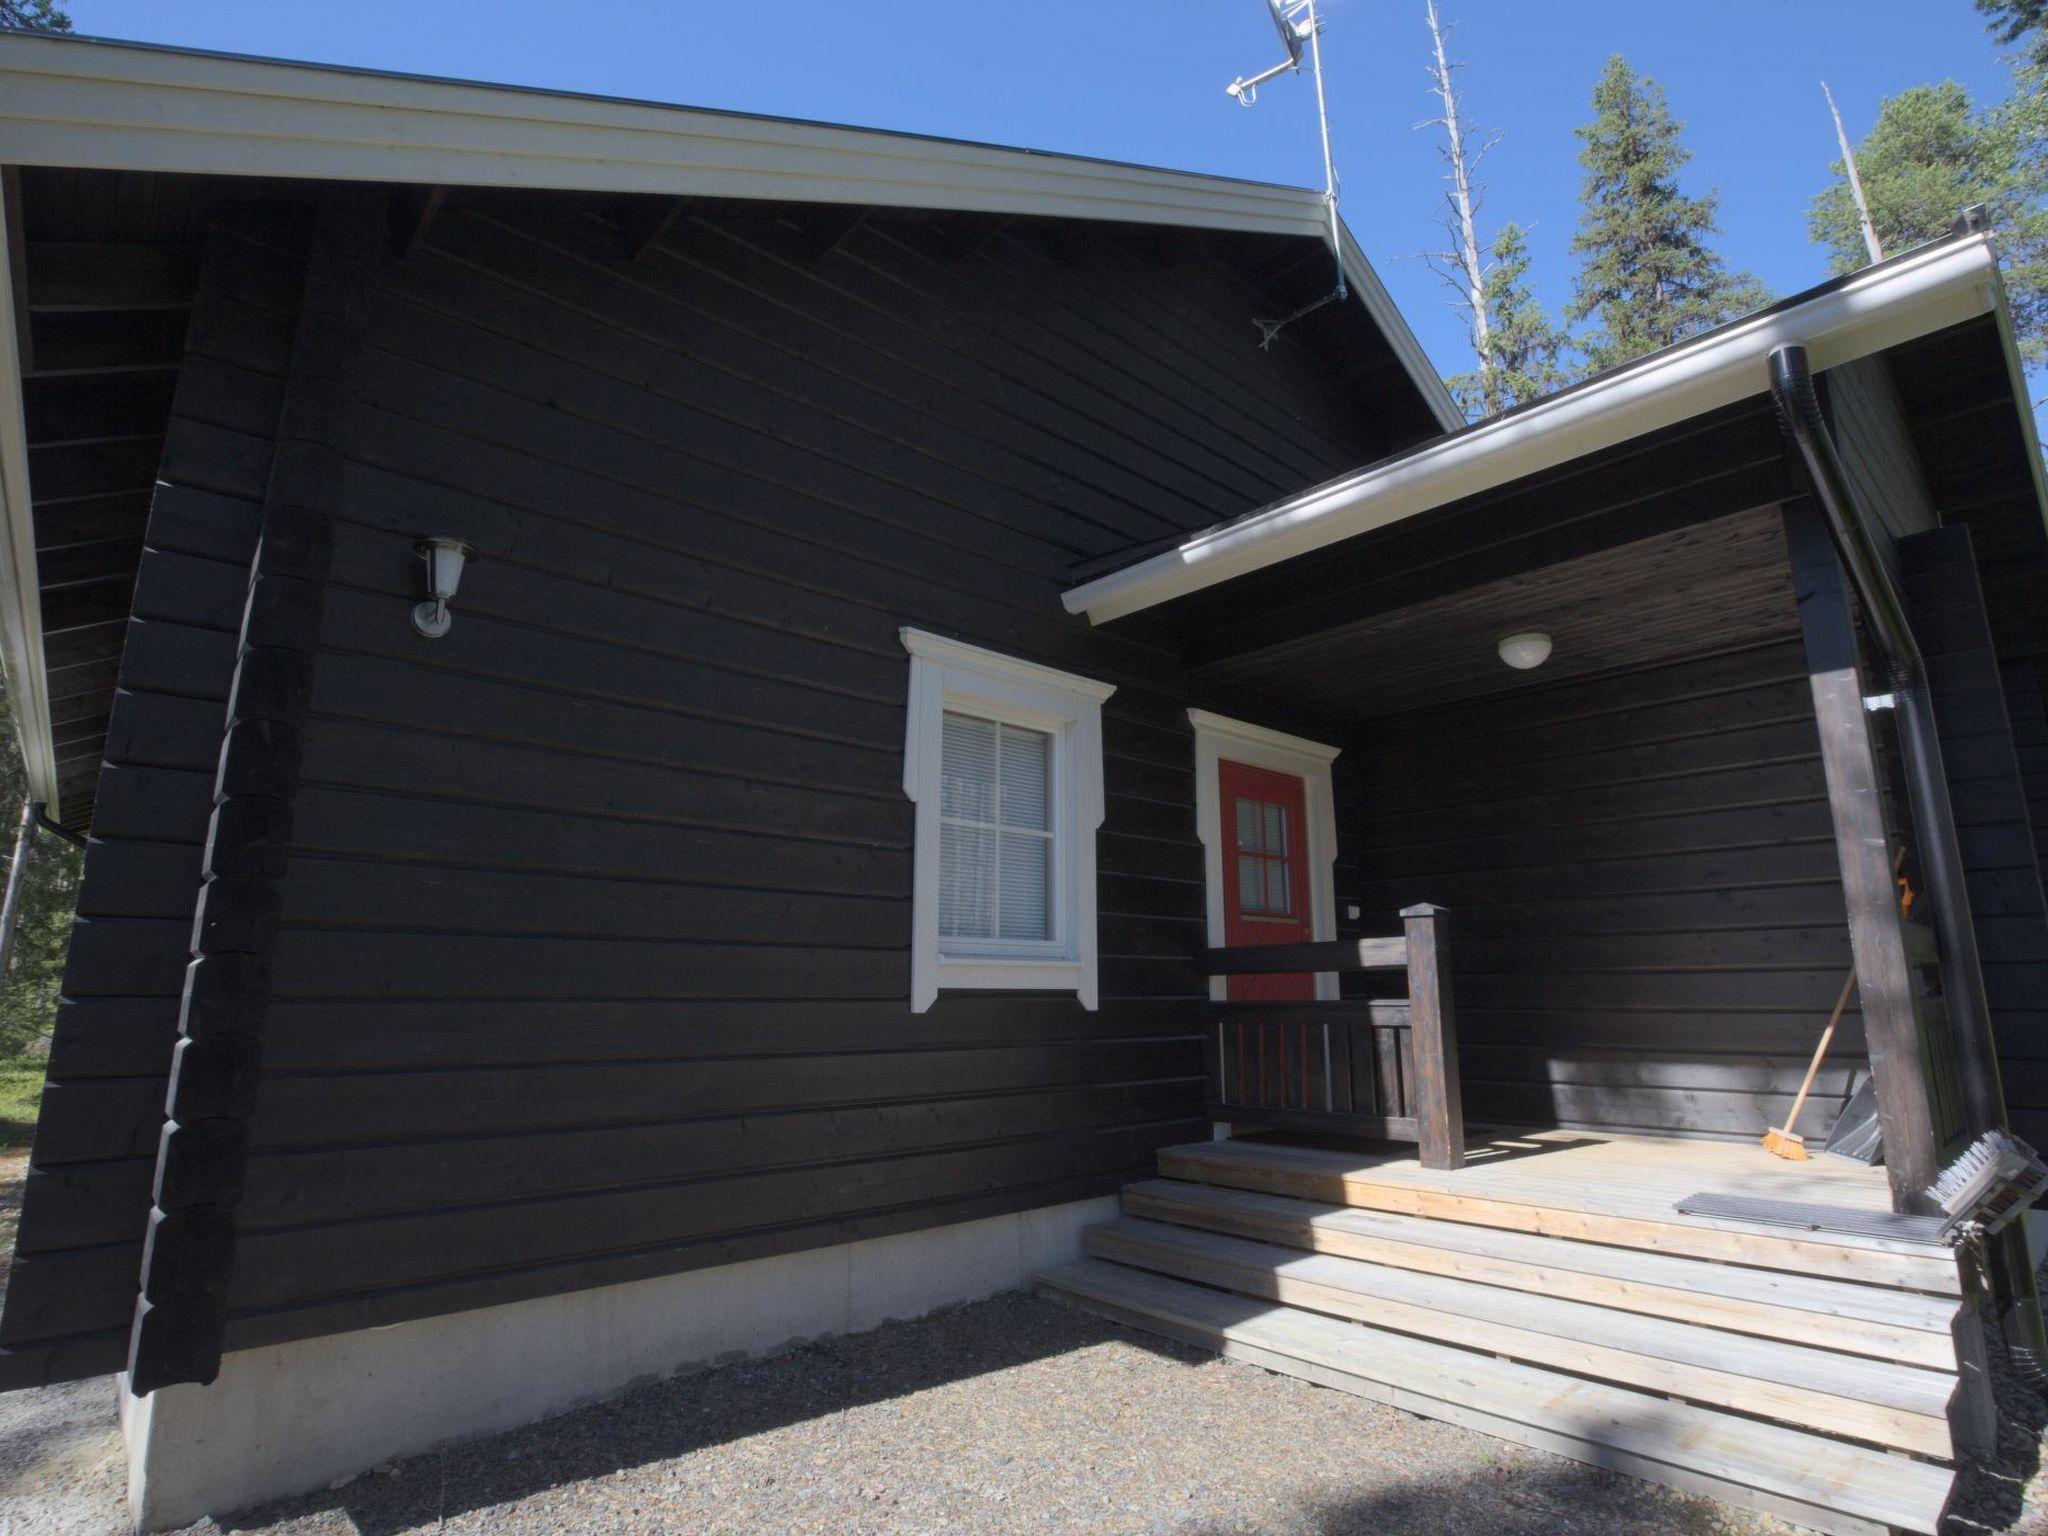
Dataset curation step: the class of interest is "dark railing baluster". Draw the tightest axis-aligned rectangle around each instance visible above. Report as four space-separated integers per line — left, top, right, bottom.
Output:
1203 908 1461 1167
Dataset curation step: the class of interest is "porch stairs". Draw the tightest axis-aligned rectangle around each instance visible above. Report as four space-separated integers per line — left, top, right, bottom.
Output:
1036 1136 1969 1536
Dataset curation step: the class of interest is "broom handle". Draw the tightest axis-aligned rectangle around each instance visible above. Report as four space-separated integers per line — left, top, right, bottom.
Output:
1781 969 1857 1136
1778 846 1905 1140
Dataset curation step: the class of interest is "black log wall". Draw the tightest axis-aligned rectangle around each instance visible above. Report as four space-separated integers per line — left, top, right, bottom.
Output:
1338 636 1866 1140
127 192 1404 1360
0 206 310 1385
1899 525 2048 1147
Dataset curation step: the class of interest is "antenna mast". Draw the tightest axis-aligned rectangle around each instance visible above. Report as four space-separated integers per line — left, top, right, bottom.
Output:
1228 0 1347 348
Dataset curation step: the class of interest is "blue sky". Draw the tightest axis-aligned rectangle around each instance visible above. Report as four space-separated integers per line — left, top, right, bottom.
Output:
67 0 2027 385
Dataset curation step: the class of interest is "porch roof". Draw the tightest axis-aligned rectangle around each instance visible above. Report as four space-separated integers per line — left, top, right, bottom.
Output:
1064 228 2046 626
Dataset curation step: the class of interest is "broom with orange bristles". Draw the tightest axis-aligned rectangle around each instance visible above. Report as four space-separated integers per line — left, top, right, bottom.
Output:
1762 847 1911 1162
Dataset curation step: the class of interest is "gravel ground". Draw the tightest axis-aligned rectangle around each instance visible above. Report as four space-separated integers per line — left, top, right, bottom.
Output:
2 1280 2047 1536
6 1290 1783 1536
1945 1294 2048 1536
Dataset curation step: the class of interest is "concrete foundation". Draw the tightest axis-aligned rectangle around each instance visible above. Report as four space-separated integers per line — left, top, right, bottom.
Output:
120 1194 1116 1531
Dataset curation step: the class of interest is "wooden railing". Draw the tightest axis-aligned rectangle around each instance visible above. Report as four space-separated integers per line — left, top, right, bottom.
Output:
1204 903 1464 1171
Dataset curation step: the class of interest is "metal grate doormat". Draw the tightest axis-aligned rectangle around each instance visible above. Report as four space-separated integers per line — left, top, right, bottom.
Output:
1674 1192 1947 1243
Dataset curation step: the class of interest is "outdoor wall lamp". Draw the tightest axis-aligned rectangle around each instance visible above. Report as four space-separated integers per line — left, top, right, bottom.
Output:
412 536 477 639
1497 631 1553 671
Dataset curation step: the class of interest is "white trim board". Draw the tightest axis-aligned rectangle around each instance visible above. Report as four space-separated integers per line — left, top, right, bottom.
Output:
1065 234 2006 624
1188 710 1341 1004
900 629 1115 1013
0 183 53 819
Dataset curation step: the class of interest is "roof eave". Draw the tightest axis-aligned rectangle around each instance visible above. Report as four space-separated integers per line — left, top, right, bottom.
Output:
0 29 1462 820
1064 233 2006 625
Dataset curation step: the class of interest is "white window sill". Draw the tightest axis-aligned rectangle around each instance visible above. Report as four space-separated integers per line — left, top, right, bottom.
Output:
934 956 1085 996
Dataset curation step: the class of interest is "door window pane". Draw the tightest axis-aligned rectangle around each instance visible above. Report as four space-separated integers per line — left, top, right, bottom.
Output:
1232 792 1295 916
1265 858 1292 915
1234 796 1261 853
1263 803 1287 855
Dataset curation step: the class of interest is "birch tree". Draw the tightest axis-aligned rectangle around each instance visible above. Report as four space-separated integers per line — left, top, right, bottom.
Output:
1420 2 1565 418
1822 82 1884 264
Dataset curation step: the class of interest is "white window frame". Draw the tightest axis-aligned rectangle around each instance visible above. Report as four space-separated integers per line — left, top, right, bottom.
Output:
1188 710 1341 1004
903 630 1115 1012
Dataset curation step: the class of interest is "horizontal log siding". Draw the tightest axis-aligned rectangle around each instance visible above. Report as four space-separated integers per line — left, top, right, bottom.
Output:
0 209 309 1386
1338 637 1863 1140
1900 526 2048 1147
199 199 1397 1353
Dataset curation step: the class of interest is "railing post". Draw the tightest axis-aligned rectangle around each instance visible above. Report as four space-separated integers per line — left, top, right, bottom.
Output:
1402 903 1464 1171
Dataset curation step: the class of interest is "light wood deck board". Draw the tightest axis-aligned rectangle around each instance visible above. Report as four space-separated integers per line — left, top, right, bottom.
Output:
1121 1180 1960 1367
1160 1134 1960 1294
1086 1217 1955 1455
1038 1260 1954 1536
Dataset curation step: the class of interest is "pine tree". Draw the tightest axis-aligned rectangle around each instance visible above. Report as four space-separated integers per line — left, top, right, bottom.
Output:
1568 56 1770 373
0 1 71 30
1448 224 1569 419
1809 82 1988 267
1980 0 2048 69
1989 58 2048 368
0 677 80 1058
1810 71 2048 366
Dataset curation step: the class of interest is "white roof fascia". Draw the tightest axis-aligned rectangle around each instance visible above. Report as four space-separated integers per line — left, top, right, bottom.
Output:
1065 234 2003 624
0 31 1470 807
0 34 1384 246
0 185 55 818
1981 258 2048 551
1334 220 1462 433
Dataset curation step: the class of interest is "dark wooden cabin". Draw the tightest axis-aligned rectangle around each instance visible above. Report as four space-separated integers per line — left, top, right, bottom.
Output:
0 31 2045 1536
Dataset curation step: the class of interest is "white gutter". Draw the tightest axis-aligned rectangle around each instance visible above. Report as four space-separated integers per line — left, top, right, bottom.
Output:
0 33 1454 429
0 186 55 820
1983 257 2048 553
1066 234 2004 624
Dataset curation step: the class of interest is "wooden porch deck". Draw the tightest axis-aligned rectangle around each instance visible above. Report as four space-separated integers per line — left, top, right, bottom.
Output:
1038 1129 1972 1536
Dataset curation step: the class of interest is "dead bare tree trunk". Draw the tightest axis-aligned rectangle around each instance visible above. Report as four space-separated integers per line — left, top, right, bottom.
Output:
1822 81 1884 265
0 797 38 979
1424 0 1489 355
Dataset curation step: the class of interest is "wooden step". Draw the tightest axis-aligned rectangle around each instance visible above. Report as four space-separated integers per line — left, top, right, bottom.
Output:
1037 1259 1955 1536
1122 1178 1962 1368
1159 1139 1961 1293
1085 1217 1956 1457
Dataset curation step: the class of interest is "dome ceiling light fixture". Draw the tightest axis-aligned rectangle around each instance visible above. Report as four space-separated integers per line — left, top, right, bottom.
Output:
1497 631 1553 671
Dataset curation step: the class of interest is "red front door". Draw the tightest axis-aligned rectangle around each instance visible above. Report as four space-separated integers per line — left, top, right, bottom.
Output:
1219 759 1314 1002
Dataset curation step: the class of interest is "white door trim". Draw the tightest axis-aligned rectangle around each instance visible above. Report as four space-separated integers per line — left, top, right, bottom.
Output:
1188 710 1342 1004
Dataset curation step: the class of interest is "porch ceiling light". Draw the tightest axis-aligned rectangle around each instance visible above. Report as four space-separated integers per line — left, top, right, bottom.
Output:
1497 631 1552 671
412 536 477 639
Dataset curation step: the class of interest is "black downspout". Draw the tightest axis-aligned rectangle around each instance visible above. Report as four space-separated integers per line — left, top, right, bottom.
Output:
35 811 84 851
1770 342 2048 1384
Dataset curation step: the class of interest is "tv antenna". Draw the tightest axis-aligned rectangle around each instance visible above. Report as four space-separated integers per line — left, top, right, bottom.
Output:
1227 0 1347 348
